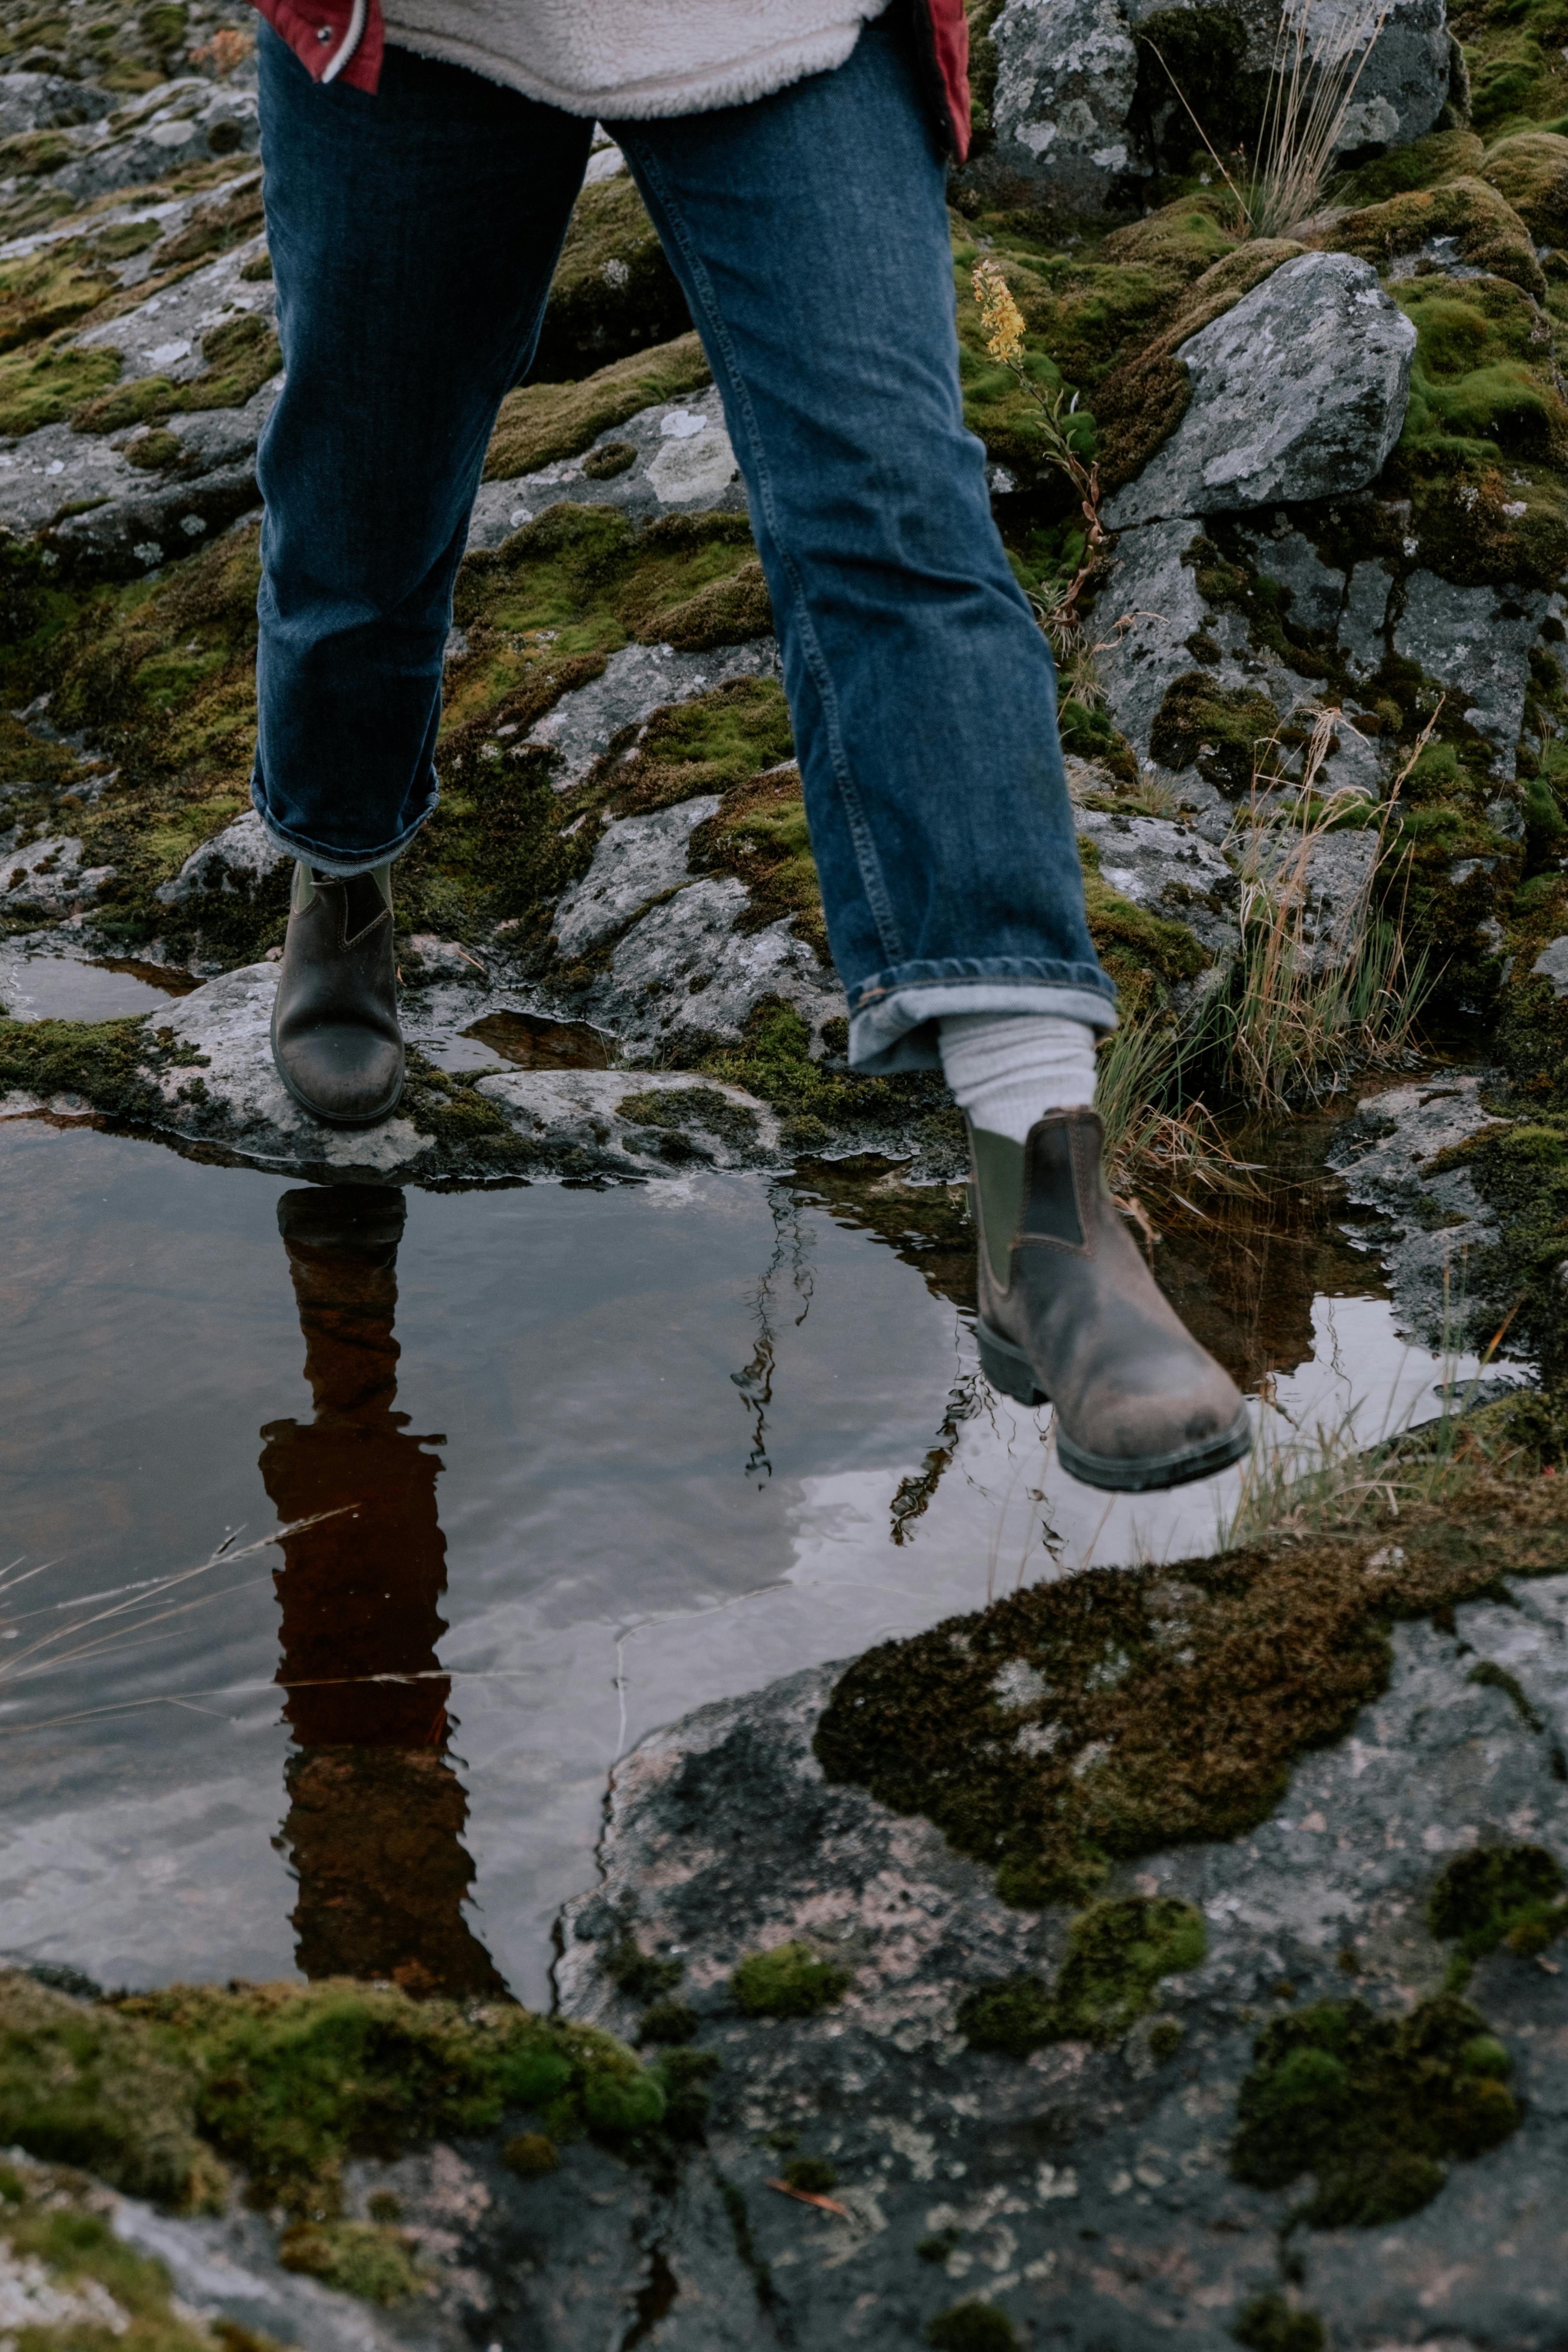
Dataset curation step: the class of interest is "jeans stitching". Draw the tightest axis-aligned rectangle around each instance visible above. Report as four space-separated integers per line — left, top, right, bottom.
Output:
621 138 907 969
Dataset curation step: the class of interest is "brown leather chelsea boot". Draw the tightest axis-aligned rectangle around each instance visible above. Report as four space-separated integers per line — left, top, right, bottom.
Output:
970 1108 1251 1492
270 860 405 1129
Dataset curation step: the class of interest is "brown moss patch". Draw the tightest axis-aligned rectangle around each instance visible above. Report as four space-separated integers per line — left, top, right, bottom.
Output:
813 1482 1568 1904
484 331 711 482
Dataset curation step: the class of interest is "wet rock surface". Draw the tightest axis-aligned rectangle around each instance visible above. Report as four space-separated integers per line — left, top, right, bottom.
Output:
1329 1069 1510 1348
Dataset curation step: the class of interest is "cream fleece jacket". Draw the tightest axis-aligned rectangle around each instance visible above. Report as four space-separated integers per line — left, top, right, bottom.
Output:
379 0 885 116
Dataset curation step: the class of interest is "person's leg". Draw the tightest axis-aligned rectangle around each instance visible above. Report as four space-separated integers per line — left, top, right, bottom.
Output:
613 17 1248 1490
254 26 591 1122
610 13 1112 1074
256 24 591 869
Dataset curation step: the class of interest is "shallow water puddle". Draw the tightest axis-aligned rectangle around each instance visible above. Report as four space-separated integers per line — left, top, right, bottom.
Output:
0 1112 1511 2004
0 947 199 1022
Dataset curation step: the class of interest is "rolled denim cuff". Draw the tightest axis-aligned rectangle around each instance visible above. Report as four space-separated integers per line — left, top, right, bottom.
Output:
848 971 1118 1075
250 767 438 879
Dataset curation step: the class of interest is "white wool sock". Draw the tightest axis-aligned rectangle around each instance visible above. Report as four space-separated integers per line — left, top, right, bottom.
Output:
939 1012 1099 1144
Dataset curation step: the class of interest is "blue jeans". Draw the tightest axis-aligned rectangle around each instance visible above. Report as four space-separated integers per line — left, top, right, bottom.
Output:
253 11 1116 1070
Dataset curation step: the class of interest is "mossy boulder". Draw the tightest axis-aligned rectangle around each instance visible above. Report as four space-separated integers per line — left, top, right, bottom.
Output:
1335 127 1486 206
1479 129 1568 245
1149 672 1282 796
1393 270 1568 469
1231 1991 1522 2226
1092 239 1303 492
1331 176 1546 300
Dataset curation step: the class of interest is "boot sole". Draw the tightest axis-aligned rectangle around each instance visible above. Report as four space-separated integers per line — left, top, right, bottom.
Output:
270 1005 406 1131
976 1318 1254 1494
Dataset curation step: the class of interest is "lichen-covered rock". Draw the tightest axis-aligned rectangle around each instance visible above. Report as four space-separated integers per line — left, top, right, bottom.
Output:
1073 806 1238 960
523 634 778 790
1329 1070 1508 1343
1391 570 1552 773
983 0 1449 213
1103 254 1415 528
153 808 282 905
987 0 1141 214
554 1536 1568 2346
0 832 116 913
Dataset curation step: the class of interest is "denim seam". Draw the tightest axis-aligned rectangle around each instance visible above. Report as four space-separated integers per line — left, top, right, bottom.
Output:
620 137 907 970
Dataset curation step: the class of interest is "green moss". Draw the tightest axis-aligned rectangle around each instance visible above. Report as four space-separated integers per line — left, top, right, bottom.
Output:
1335 128 1486 205
502 2131 559 2176
0 244 117 352
616 1083 761 1157
71 310 280 432
958 1896 1205 2055
782 2154 838 2192
926 2302 1017 2350
1333 176 1546 298
651 2047 720 2142
0 334 120 433
1428 1842 1566 1977
484 331 711 481
603 675 795 816
110 1978 663 2209
278 2220 419 2305
0 1016 165 1123
813 1494 1568 1905
581 438 636 480
1148 672 1282 796
1230 2293 1326 2352
0 2158 231 2352
1079 840 1208 1016
1393 271 1568 468
691 995 959 1156
1230 1991 1521 2226
0 1971 225 2211
636 1999 699 2046
528 175 691 381
730 1943 851 2018
1479 129 1568 242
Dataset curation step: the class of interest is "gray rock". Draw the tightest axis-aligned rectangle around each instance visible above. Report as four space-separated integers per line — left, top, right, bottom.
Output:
524 636 781 790
1392 572 1551 777
988 0 1448 211
1329 1071 1509 1348
0 72 115 137
988 0 1141 214
1103 255 1415 529
553 798 720 957
1073 806 1239 960
555 1575 1568 2347
465 385 746 550
560 875 840 1059
1530 936 1568 997
1254 822 1380 972
1093 515 1213 754
74 222 275 384
153 810 285 906
0 835 116 916
41 80 259 209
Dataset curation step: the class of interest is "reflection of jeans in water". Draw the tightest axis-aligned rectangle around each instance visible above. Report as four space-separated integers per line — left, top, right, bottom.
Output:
260 1185 505 1997
251 8 1116 1072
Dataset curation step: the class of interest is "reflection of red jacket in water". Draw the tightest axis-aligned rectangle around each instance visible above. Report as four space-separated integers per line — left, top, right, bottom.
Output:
242 0 972 159
260 1187 505 1997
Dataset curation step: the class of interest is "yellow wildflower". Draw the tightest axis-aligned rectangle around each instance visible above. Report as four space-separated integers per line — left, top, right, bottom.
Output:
973 257 1026 368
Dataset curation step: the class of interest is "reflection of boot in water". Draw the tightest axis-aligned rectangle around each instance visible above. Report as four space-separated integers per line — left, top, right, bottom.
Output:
260 1183 507 1998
